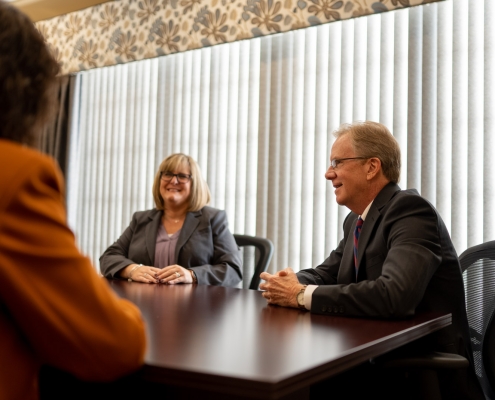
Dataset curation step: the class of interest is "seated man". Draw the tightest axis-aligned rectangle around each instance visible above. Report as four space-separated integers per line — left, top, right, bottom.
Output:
260 121 483 399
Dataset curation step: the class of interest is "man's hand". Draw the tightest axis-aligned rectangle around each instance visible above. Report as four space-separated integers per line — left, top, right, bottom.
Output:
259 268 304 308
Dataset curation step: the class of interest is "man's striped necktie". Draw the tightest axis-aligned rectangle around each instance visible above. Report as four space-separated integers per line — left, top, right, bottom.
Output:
353 217 363 280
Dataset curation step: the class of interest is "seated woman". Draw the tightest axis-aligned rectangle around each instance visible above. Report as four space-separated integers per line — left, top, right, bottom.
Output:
100 153 242 287
0 4 145 399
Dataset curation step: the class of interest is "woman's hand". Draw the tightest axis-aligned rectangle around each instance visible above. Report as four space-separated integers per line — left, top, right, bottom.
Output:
155 265 194 284
121 264 162 284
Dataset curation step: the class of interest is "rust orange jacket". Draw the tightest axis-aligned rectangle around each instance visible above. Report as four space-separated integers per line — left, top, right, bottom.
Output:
0 139 146 400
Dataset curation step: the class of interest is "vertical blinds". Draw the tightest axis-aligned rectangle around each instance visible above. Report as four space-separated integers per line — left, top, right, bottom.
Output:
67 0 495 278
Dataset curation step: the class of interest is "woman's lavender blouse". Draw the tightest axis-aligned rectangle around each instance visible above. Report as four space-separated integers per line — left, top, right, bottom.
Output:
154 224 181 269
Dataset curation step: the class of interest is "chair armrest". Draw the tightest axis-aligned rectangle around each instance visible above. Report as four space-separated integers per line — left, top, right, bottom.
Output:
371 351 470 369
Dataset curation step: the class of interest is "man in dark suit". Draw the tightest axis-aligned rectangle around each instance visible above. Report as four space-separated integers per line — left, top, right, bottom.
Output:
260 121 483 399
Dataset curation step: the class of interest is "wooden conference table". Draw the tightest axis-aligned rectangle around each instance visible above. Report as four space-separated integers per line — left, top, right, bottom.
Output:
109 280 451 400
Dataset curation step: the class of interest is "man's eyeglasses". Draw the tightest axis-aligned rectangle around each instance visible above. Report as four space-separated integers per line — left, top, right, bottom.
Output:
330 157 368 169
160 171 192 183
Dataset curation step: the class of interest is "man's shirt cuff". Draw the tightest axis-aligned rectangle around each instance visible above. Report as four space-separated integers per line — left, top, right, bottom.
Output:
304 285 318 310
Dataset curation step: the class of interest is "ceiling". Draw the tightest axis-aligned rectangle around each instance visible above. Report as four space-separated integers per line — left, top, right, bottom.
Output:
7 0 112 22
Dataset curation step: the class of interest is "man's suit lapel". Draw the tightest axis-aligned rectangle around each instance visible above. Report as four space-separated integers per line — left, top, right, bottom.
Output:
145 210 162 264
355 182 401 281
355 209 379 279
338 233 356 284
175 210 201 263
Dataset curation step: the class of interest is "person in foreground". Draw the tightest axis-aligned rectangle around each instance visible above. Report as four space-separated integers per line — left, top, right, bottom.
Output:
259 121 483 399
100 153 242 287
0 4 146 400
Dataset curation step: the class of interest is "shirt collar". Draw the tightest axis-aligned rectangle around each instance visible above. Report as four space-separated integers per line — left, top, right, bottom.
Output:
360 201 373 221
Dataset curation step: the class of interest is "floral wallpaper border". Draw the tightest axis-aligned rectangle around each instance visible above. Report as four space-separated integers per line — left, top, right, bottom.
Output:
36 0 443 75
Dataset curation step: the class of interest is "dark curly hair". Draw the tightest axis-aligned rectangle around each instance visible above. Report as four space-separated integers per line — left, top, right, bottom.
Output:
0 3 60 146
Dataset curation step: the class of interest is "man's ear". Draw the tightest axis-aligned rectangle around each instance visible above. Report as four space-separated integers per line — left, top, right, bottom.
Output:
366 158 382 180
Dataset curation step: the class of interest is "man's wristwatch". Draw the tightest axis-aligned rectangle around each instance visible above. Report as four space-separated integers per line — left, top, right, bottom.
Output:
296 285 308 309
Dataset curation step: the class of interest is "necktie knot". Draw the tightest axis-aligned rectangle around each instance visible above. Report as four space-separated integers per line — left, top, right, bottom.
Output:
356 217 363 230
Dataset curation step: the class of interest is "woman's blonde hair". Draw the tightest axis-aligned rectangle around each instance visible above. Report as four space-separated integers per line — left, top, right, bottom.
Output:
152 153 211 212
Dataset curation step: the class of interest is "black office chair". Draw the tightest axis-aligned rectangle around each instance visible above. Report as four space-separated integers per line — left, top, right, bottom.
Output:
459 240 495 399
234 234 273 290
371 241 495 399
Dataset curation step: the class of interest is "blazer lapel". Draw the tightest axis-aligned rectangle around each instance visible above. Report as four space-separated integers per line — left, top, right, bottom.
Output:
146 210 162 264
338 230 357 284
356 182 401 279
175 210 201 263
355 208 379 279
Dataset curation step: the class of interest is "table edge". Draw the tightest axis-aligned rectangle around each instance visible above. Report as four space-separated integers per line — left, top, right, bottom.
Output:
141 313 452 399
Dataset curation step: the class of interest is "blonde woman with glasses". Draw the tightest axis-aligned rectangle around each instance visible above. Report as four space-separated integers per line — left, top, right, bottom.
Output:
100 153 242 287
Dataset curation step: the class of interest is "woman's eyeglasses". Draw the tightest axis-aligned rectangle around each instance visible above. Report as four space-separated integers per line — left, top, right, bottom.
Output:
160 171 192 183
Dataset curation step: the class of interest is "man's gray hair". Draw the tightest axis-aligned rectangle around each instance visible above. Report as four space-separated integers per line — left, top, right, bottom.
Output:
333 121 401 183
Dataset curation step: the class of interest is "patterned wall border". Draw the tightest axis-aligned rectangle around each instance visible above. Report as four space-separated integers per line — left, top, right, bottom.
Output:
36 0 443 75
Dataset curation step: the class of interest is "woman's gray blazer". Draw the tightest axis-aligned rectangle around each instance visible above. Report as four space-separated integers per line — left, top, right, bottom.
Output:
100 206 242 287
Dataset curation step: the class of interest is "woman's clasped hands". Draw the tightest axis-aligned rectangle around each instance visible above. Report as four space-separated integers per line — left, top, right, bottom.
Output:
126 264 196 284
